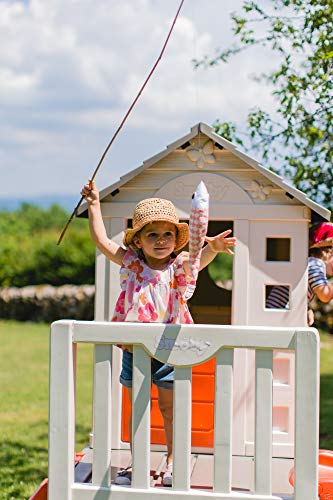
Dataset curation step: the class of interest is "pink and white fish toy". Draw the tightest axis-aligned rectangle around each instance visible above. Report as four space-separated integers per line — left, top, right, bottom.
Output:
184 181 209 300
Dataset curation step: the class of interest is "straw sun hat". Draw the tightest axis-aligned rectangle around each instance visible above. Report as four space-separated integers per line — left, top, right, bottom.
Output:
123 198 189 253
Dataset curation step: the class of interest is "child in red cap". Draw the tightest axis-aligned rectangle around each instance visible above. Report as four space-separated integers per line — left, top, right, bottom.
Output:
307 222 333 323
266 222 333 324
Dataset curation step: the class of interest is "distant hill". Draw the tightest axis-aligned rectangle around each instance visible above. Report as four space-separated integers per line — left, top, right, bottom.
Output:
0 194 78 212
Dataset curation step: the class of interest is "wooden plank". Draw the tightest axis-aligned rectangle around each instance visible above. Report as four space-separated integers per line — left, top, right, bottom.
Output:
191 454 213 489
48 321 75 500
255 350 273 495
92 345 112 487
132 346 151 489
73 321 298 352
294 329 319 500
173 367 192 491
214 349 234 493
72 483 285 499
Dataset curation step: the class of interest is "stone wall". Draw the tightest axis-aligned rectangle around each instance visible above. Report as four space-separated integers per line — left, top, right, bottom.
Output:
0 285 95 322
0 284 332 332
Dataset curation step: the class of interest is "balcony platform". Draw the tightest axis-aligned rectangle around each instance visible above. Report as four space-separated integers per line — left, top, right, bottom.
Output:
75 447 293 498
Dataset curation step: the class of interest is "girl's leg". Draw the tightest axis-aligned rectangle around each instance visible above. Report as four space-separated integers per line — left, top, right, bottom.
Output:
157 386 174 465
125 387 133 450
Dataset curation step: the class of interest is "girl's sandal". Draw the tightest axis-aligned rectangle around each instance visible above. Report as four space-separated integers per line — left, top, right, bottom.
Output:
162 463 173 487
114 465 132 485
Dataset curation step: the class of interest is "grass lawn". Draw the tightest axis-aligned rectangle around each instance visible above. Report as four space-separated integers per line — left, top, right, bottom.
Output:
1 320 333 499
0 321 93 500
319 332 333 450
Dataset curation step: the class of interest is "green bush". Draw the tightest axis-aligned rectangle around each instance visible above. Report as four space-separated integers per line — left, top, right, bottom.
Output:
208 252 233 284
0 204 95 286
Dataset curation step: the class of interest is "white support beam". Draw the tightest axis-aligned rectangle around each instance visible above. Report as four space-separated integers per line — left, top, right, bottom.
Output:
173 367 192 491
92 344 112 487
48 321 75 500
214 348 234 493
132 346 151 489
255 350 273 495
294 329 319 500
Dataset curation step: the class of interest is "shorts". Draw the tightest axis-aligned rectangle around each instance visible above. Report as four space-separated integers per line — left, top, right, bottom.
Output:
120 350 174 390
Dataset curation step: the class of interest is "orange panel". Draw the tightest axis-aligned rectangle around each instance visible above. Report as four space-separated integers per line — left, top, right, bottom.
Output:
192 374 215 402
121 359 216 448
193 358 215 374
289 449 333 498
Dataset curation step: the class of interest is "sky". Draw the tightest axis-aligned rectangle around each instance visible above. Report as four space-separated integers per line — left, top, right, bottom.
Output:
0 0 278 200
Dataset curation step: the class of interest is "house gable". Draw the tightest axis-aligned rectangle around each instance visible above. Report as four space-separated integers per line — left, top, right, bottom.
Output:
77 122 330 221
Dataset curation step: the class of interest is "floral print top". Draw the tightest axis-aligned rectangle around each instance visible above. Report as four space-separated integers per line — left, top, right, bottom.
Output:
112 248 195 325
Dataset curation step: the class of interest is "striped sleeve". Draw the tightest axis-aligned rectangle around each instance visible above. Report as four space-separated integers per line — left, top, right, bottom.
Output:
308 256 328 302
265 285 290 309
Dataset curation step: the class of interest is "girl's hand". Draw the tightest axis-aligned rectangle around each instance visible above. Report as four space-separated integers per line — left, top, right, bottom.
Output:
325 252 333 276
307 309 314 326
205 229 236 255
81 179 99 205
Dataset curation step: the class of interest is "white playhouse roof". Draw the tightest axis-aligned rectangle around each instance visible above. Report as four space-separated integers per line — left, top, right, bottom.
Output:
78 122 330 221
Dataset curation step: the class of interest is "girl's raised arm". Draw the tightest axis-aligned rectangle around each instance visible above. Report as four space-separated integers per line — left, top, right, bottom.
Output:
81 180 126 266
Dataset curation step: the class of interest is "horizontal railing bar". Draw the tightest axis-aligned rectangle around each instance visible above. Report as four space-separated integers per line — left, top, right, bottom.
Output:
72 483 285 499
62 322 315 367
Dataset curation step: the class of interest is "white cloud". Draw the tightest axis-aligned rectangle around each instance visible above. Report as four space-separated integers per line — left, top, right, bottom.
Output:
0 0 280 197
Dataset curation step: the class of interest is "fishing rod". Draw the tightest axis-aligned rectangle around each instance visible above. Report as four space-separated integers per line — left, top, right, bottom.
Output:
57 0 186 245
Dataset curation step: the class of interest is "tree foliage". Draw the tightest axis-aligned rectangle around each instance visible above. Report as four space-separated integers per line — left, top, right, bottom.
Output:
195 0 333 208
0 204 95 287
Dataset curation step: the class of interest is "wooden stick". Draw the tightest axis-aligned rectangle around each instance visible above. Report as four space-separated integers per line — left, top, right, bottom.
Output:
57 0 186 245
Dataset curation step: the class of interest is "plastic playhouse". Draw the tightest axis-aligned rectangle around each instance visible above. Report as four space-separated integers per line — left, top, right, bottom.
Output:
30 123 333 499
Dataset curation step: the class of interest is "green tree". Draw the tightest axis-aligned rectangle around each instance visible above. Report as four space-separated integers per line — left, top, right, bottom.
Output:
0 204 95 286
196 0 333 208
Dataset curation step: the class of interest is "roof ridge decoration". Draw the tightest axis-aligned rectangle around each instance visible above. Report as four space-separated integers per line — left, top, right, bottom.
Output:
245 180 274 201
185 138 216 169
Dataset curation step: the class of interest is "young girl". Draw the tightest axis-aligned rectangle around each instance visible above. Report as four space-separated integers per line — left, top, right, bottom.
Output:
81 179 236 486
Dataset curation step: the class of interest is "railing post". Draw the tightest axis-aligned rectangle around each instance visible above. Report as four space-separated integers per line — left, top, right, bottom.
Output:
214 348 234 493
92 344 112 487
173 366 192 491
294 329 319 500
132 346 151 489
48 321 75 500
254 349 273 495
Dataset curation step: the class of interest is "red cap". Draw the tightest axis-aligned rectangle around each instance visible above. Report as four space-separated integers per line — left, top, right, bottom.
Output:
309 222 333 248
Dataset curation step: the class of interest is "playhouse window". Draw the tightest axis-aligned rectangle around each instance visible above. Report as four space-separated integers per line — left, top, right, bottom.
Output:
266 237 291 261
265 285 290 310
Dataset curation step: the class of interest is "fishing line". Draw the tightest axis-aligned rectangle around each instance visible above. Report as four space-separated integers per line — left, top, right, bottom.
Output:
57 0 186 245
191 0 201 148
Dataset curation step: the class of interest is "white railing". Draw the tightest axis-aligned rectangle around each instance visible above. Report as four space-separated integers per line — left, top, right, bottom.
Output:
48 321 319 500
